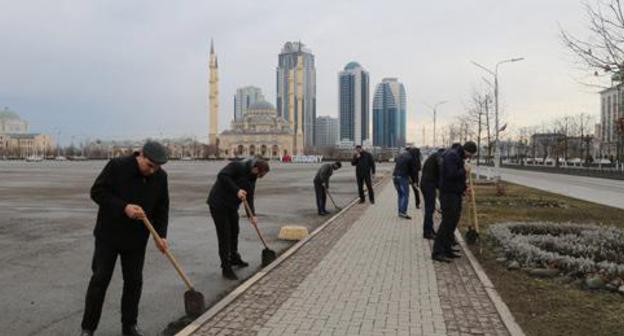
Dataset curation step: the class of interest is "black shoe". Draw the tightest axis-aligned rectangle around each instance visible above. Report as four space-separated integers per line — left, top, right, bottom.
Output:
370 200 375 204
358 199 365 204
318 212 327 216
423 232 435 240
398 213 412 220
431 254 451 263
79 330 93 336
222 267 239 280
451 240 459 246
445 252 462 259
122 325 145 336
231 257 249 268
415 204 421 209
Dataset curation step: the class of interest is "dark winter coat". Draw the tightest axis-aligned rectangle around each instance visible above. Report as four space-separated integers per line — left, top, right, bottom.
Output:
207 159 258 215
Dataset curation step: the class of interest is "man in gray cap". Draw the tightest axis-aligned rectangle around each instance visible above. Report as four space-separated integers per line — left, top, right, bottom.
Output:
79 141 170 336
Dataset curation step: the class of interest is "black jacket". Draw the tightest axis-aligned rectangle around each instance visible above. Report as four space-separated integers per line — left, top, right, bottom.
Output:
421 151 442 185
207 160 257 214
439 147 467 195
351 151 376 177
314 163 334 187
392 150 421 183
91 154 169 249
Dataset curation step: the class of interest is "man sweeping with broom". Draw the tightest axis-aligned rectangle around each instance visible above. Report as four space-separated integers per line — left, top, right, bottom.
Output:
313 161 342 216
207 158 270 280
431 141 477 263
80 141 170 336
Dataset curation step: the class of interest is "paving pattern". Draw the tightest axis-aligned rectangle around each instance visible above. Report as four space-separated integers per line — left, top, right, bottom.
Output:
189 182 518 336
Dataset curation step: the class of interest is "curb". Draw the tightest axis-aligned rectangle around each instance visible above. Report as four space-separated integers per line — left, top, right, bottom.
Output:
175 174 389 336
455 231 526 336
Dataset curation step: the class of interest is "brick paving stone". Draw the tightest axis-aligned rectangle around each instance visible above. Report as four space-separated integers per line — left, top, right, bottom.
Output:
189 181 520 336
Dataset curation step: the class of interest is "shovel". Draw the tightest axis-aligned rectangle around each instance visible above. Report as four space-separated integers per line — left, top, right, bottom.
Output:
242 199 277 267
465 172 480 245
141 217 205 318
324 186 342 211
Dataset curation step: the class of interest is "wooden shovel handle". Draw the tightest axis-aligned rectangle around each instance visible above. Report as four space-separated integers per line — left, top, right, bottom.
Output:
141 217 195 291
468 173 480 233
242 199 270 249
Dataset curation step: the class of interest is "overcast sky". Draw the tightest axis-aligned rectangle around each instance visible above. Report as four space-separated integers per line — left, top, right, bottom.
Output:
0 0 604 145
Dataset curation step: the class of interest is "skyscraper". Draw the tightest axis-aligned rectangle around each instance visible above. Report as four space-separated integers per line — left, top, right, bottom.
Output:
339 61 369 145
209 39 219 146
315 116 339 148
276 41 316 149
372 78 406 148
234 86 264 121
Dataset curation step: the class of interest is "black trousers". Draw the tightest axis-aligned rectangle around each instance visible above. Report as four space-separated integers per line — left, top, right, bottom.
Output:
410 178 421 208
81 239 146 331
210 206 240 269
420 179 437 235
432 193 462 255
314 181 327 213
357 173 374 202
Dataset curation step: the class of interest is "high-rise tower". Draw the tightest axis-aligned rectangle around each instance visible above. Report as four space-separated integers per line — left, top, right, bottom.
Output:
372 78 407 148
339 61 370 145
209 39 219 146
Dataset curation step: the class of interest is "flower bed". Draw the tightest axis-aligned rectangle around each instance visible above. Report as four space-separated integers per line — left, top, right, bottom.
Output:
490 222 624 282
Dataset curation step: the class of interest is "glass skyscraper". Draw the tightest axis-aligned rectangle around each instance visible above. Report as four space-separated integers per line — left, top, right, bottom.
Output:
372 78 406 148
234 86 264 122
276 42 316 148
339 61 369 145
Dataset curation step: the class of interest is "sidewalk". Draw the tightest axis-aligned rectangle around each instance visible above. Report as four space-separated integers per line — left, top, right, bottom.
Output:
178 180 522 336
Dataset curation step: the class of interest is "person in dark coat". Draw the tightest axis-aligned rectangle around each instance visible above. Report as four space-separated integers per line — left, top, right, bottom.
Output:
207 158 270 280
392 147 421 219
351 145 376 204
408 147 422 210
420 148 445 239
80 141 170 336
314 161 342 215
431 141 477 263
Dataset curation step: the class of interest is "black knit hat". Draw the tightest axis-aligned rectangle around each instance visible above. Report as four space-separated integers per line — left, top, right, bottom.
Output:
334 161 342 169
142 141 168 164
463 141 477 154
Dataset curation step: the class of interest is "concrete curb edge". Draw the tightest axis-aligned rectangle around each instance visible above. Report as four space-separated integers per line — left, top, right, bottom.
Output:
455 231 526 336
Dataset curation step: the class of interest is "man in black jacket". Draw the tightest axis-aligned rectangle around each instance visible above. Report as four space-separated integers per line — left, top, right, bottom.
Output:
351 145 376 204
80 141 170 336
392 147 420 219
207 158 270 280
431 141 477 263
313 161 342 215
420 148 445 239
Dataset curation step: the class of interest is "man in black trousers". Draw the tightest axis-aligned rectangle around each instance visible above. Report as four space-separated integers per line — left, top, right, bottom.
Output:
314 161 342 215
207 158 270 280
80 141 170 336
420 148 445 239
351 145 375 204
431 141 477 262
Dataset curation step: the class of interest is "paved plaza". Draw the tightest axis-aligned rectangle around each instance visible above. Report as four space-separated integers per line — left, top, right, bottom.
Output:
182 180 521 336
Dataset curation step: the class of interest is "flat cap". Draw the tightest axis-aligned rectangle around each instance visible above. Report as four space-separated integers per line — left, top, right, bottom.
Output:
142 141 168 164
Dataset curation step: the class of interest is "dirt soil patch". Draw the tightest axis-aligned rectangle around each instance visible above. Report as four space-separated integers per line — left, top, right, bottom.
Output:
463 181 624 336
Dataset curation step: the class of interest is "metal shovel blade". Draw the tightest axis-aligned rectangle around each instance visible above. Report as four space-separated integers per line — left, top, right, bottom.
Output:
261 248 277 267
465 228 479 245
184 289 206 318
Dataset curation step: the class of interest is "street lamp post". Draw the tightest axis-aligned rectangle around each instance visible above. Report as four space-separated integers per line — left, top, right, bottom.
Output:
471 57 524 180
424 100 448 147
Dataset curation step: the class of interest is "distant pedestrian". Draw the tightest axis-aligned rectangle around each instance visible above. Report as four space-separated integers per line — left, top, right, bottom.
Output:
351 145 376 204
420 148 445 239
392 147 421 219
431 141 477 263
313 161 342 215
207 158 270 280
80 141 170 336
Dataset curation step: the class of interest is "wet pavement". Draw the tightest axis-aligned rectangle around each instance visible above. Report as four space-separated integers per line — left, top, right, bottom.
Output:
0 160 391 336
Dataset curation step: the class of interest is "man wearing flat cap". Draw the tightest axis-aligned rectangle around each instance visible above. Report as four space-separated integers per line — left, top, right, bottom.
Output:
79 141 170 336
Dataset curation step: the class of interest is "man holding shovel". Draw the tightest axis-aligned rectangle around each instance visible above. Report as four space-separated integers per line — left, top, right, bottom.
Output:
313 161 342 215
207 158 270 280
80 141 170 336
431 141 477 263
420 148 445 239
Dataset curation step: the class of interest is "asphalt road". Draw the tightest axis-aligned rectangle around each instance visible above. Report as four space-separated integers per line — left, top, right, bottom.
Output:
479 166 624 209
0 160 391 336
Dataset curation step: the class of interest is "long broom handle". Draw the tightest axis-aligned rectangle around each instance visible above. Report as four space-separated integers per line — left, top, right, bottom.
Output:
242 199 270 249
324 185 339 209
141 217 195 291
